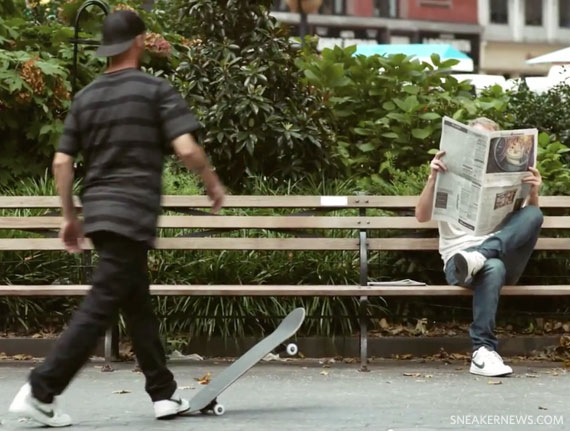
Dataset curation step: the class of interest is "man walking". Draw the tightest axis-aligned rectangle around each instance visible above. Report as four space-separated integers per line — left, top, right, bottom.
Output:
9 10 224 427
415 117 543 377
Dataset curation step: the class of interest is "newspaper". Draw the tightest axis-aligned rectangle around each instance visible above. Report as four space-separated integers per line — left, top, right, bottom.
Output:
431 117 537 236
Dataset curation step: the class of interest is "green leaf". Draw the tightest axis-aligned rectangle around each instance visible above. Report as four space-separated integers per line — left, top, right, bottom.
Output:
402 85 419 95
304 69 320 83
353 127 370 136
39 124 52 136
382 132 399 139
357 142 375 152
538 132 550 147
419 112 441 120
382 101 396 111
412 127 432 139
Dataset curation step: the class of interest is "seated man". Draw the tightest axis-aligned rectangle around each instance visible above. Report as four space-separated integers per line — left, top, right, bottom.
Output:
415 117 543 377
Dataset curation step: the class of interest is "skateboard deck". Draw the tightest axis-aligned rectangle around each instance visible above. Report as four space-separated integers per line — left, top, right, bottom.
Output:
187 307 306 415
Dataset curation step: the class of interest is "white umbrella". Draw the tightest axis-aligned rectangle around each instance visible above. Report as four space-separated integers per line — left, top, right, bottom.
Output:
526 47 570 64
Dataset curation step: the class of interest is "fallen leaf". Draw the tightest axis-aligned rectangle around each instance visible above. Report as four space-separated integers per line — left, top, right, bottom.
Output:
101 364 114 372
415 318 428 335
539 406 548 410
320 371 329 376
343 358 356 364
403 372 422 377
488 380 502 385
195 372 211 385
396 354 414 360
379 318 389 330
455 367 463 371
112 390 131 394
0 352 8 360
12 354 33 361
525 373 539 378
31 333 42 339
424 374 433 379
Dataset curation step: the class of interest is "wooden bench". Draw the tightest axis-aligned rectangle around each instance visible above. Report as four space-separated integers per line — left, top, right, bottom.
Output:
1 195 569 370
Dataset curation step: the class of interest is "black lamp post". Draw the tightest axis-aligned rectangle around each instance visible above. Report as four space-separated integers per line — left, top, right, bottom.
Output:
70 0 110 96
297 0 307 45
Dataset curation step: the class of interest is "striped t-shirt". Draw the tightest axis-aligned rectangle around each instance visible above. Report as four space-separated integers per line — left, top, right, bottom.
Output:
57 68 199 244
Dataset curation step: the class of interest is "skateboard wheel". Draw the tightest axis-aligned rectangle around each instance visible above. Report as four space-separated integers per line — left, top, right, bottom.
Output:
213 403 225 416
286 343 298 356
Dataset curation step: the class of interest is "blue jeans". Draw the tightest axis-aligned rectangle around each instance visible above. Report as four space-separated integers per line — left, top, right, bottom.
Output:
444 206 543 352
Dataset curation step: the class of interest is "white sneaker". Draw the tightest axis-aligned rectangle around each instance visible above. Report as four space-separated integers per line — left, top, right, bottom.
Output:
9 383 72 427
453 251 486 284
470 346 513 377
153 393 190 419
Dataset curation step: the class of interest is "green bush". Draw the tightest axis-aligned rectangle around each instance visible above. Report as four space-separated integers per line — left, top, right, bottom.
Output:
296 45 512 176
164 0 337 190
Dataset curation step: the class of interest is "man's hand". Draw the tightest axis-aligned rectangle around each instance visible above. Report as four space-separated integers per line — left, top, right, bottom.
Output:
206 180 225 213
523 166 542 194
429 151 447 180
60 218 83 253
523 166 542 207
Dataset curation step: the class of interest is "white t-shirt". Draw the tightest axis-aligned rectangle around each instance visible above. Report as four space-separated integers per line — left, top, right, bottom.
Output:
438 221 493 267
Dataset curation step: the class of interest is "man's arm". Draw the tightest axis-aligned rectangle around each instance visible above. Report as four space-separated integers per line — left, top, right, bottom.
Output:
53 153 76 220
172 133 225 212
53 152 82 253
415 151 447 222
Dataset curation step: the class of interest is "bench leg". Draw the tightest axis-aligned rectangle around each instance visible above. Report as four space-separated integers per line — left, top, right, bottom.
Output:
104 324 120 363
359 295 369 372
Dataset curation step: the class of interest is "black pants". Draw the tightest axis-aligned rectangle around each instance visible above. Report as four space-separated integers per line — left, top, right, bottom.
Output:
30 231 176 403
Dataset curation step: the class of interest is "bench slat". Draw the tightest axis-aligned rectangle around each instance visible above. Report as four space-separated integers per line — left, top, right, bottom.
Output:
1 237 568 251
367 237 570 251
0 285 569 296
0 196 408 209
2 215 570 230
1 195 569 209
0 238 359 251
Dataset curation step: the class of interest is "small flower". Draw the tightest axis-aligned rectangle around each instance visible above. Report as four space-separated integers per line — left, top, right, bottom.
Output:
144 32 171 58
19 58 45 95
113 3 135 12
39 0 50 5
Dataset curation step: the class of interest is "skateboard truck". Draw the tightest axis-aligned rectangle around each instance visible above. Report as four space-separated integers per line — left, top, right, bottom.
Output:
200 398 225 416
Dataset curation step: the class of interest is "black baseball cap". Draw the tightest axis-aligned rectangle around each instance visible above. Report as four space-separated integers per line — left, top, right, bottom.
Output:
96 10 146 57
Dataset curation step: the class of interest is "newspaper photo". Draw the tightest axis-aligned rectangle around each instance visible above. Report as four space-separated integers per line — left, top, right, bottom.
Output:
431 117 537 236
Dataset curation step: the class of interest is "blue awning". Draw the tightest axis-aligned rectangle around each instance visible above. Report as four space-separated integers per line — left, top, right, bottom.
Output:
354 44 474 72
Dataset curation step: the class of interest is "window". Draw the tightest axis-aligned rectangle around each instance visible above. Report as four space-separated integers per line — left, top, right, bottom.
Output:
490 0 508 24
320 0 345 14
525 0 543 26
374 0 398 17
560 1 570 28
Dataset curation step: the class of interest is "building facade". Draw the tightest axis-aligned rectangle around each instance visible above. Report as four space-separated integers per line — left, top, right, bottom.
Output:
273 0 570 76
272 0 482 68
478 0 570 76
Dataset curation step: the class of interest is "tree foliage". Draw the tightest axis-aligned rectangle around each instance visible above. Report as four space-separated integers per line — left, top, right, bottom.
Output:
164 0 337 190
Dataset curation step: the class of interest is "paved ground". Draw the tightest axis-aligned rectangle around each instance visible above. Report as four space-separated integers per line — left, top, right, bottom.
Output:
0 359 568 430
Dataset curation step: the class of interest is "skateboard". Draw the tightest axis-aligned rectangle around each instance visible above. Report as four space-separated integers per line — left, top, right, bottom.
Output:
187 307 306 416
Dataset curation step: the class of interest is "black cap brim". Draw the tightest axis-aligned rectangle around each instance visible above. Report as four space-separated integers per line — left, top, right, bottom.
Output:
95 38 136 57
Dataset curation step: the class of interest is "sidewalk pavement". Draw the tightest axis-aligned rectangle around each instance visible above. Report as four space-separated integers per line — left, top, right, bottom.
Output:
0 359 568 430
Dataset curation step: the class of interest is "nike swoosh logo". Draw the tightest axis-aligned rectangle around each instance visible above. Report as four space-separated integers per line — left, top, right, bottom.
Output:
33 403 55 418
472 360 485 369
170 398 182 405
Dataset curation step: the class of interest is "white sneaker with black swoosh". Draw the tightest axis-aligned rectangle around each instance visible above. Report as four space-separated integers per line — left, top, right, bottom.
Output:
9 383 72 427
153 393 190 419
470 346 513 377
453 250 487 285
